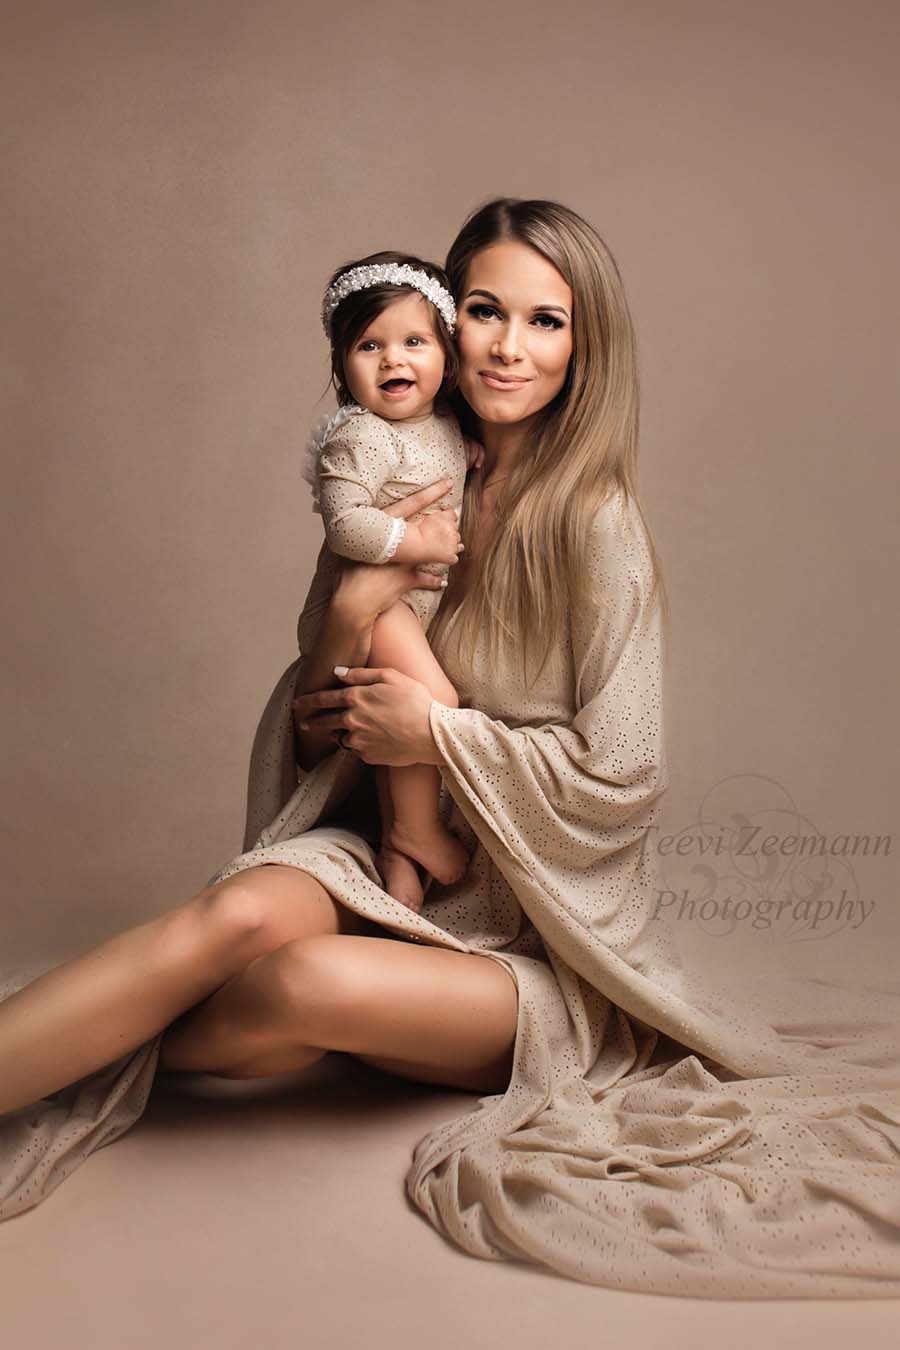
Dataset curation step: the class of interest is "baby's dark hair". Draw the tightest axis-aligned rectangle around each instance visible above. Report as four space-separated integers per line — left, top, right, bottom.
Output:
323 250 459 412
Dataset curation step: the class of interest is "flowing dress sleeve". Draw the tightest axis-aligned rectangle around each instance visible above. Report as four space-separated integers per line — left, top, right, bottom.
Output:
316 412 408 564
431 488 666 875
426 488 802 1075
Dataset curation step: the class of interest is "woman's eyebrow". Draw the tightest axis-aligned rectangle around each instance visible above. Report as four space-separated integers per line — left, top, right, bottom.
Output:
465 288 570 318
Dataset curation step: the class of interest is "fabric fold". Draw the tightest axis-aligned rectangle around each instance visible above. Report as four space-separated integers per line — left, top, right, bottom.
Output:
0 961 161 1222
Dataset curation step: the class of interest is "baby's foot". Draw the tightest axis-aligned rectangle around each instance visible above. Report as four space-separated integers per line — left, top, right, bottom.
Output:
387 819 469 886
376 844 425 913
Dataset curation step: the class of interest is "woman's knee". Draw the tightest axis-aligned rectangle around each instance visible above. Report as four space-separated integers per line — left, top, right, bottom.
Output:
186 864 356 951
188 873 276 942
258 935 362 1032
261 938 518 1090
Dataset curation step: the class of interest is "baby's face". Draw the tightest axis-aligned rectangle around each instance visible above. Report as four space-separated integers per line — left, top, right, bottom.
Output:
343 292 445 421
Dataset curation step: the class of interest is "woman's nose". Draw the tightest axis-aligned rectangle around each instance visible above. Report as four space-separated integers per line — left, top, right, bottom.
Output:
491 323 523 362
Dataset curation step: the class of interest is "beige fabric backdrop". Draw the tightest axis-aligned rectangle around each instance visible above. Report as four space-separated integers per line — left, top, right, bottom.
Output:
1 1 897 1041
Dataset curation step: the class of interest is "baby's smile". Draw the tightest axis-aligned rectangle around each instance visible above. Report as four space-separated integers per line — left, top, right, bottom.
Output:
378 377 416 398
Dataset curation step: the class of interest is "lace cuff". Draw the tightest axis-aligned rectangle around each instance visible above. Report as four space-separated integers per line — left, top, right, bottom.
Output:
374 516 407 564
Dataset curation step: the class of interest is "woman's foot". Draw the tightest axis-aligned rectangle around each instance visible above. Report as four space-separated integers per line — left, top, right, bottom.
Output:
387 819 469 886
376 844 426 913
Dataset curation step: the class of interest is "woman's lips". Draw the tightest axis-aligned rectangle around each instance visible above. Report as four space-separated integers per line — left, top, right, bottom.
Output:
479 371 531 391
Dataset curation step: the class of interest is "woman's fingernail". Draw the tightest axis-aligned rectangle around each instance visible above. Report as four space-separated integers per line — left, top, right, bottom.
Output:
440 578 449 588
334 665 349 676
298 721 309 730
445 478 454 486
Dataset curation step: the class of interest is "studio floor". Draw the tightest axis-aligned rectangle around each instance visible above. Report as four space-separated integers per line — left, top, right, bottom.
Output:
1 1051 897 1350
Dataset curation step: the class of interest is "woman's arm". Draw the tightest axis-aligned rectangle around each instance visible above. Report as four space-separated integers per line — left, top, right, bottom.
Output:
292 596 375 772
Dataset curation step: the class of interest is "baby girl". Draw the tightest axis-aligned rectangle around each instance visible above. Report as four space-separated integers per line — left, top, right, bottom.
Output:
300 250 482 912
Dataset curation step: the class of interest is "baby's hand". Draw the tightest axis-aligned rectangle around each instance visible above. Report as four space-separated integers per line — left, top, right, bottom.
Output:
463 435 485 472
417 508 463 565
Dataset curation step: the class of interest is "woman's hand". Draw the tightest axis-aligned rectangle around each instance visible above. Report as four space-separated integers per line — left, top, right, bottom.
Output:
294 666 442 767
330 475 459 627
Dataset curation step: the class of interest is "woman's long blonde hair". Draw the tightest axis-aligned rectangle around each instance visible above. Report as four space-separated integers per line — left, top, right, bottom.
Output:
430 197 667 688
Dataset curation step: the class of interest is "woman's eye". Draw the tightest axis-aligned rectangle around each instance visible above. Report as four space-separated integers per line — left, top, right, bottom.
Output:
465 302 563 330
467 303 498 320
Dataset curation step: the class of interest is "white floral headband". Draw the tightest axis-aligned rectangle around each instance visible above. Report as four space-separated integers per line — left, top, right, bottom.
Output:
321 262 457 337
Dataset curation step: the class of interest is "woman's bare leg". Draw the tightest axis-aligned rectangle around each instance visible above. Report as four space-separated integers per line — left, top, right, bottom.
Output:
0 864 371 1115
368 602 468 887
156 929 519 1095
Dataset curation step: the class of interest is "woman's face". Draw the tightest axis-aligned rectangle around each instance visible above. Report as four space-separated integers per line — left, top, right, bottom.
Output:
455 240 574 430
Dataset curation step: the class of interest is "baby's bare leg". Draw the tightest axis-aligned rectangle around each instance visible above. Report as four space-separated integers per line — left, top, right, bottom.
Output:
373 763 425 911
369 601 468 886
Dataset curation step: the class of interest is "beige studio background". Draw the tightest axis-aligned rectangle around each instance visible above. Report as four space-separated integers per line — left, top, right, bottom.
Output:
2 0 897 1000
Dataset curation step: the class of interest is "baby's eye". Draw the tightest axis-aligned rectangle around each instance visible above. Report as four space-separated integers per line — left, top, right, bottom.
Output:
357 340 379 352
406 336 425 347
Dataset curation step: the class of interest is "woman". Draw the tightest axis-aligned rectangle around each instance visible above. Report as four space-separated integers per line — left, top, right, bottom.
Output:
2 199 899 1300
